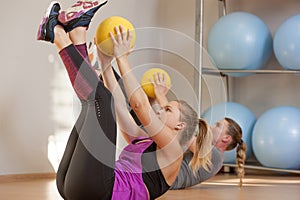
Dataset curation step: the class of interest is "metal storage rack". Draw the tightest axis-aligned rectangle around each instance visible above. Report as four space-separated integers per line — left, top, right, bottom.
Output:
194 0 300 174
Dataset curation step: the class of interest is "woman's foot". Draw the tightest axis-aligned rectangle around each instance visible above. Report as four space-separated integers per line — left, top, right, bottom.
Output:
37 1 61 43
58 0 108 32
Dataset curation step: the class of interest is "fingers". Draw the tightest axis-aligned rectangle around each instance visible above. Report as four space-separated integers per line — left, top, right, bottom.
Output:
110 25 132 44
127 28 133 42
109 25 134 57
109 31 117 45
154 72 166 85
115 26 123 43
121 26 127 41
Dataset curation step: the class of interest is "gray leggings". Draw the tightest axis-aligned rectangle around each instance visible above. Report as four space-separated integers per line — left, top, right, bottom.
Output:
56 44 117 200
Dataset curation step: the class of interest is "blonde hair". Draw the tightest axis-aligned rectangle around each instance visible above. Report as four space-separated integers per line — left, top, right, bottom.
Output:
224 117 247 187
176 101 213 174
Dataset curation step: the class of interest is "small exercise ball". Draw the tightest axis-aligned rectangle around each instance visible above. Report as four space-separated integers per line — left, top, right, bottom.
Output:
252 106 300 169
202 102 256 163
274 14 300 70
140 68 171 98
207 12 273 77
95 16 136 56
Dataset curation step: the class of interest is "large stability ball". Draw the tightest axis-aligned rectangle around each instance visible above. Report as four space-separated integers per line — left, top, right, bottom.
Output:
274 14 300 70
207 12 273 77
140 68 171 98
202 102 256 163
252 106 300 169
95 16 136 56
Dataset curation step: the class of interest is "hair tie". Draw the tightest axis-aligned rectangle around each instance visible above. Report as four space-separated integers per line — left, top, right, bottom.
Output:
238 139 243 145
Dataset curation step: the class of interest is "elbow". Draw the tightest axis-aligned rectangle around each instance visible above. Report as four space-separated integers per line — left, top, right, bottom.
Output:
130 93 149 114
131 99 146 113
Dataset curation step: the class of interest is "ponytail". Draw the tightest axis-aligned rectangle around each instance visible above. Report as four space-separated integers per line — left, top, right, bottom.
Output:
175 101 213 174
189 118 213 174
236 139 246 187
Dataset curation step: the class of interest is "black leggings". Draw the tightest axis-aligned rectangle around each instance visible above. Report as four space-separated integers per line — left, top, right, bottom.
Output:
56 44 116 200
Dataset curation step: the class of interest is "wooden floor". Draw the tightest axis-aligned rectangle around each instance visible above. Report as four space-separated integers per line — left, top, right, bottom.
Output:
0 173 299 200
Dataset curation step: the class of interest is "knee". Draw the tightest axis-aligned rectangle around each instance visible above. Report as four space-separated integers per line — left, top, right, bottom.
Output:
54 25 68 42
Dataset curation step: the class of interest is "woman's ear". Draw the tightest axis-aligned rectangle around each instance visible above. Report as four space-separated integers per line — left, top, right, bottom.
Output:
175 122 186 131
222 135 232 144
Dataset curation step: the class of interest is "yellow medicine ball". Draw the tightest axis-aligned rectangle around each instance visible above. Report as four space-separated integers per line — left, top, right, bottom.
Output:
95 16 136 56
140 68 171 99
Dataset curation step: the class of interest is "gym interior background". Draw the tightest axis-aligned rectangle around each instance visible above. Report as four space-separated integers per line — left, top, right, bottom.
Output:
0 1 299 199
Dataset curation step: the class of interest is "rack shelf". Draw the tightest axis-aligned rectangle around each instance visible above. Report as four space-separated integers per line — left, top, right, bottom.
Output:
195 0 300 174
223 164 300 174
202 68 300 76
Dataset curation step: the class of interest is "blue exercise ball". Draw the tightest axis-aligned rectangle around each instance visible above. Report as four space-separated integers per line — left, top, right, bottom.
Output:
207 12 273 77
252 106 300 169
202 102 256 163
274 14 300 70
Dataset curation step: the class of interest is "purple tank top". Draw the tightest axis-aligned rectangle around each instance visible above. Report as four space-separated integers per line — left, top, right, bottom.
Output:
111 137 153 200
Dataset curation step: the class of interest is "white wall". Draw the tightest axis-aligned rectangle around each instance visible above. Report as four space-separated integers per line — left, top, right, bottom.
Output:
158 0 200 112
0 0 162 175
0 1 56 174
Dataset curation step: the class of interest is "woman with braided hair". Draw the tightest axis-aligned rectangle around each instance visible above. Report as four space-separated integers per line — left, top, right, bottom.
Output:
169 117 247 189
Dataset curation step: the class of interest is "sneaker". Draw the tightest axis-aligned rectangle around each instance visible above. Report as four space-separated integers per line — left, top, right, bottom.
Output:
37 1 61 43
59 0 108 32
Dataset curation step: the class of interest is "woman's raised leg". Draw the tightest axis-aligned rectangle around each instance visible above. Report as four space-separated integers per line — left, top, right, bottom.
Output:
37 1 116 199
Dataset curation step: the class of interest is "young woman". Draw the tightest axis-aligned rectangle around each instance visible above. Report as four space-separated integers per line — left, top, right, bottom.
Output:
37 1 213 199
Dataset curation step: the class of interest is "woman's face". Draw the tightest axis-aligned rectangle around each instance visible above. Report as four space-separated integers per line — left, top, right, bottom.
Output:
156 101 181 129
211 119 229 145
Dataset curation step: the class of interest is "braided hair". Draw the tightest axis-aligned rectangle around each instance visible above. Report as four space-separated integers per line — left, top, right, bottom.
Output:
224 117 247 187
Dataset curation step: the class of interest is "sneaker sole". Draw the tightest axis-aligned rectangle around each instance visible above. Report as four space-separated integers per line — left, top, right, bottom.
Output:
58 0 107 24
37 1 60 40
